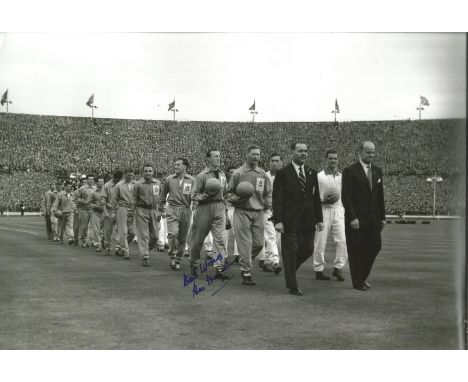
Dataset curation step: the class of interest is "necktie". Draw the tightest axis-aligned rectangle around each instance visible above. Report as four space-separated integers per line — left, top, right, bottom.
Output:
367 165 372 191
298 166 306 193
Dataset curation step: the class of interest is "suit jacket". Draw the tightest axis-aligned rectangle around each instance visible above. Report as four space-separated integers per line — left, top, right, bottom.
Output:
341 162 385 229
272 163 323 234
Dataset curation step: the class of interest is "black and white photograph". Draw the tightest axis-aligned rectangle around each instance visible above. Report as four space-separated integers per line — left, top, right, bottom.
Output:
0 3 467 377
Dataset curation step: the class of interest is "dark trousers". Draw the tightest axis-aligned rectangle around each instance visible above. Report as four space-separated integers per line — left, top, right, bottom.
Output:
281 216 315 290
44 213 52 239
345 226 382 287
73 211 80 240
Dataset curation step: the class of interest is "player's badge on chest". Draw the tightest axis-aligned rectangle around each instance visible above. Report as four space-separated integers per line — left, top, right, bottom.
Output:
153 185 160 196
183 183 192 195
256 177 264 192
220 176 226 188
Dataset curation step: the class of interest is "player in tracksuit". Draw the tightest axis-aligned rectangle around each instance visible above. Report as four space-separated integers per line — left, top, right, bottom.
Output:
88 175 106 252
42 183 58 240
132 164 162 266
225 145 273 286
188 149 229 280
101 171 123 256
111 168 136 259
74 175 96 247
159 158 194 271
51 181 76 245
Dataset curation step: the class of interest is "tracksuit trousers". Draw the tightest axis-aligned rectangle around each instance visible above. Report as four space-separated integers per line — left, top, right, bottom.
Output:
135 207 160 260
233 208 265 274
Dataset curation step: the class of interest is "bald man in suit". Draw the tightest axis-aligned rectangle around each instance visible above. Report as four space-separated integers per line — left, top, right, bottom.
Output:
341 141 386 291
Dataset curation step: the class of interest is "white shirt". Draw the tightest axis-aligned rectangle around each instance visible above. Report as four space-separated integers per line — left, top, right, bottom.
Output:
359 159 371 176
317 169 343 208
265 171 275 190
291 161 305 178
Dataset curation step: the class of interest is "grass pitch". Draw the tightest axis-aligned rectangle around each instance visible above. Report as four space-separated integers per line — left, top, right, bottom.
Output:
0 216 464 349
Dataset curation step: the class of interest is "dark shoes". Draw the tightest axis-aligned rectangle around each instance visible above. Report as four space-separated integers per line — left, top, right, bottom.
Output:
234 255 240 264
241 273 256 286
316 271 331 280
258 260 265 268
273 263 282 275
354 285 367 291
289 288 304 296
191 266 199 277
142 258 149 267
214 270 230 280
332 267 345 281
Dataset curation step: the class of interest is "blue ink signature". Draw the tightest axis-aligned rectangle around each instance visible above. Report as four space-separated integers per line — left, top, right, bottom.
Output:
183 255 237 298
192 281 206 298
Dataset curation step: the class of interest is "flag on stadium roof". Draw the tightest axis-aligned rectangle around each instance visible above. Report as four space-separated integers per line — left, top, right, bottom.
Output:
420 95 430 106
335 98 340 113
0 89 8 106
249 100 256 111
168 100 175 111
86 94 95 108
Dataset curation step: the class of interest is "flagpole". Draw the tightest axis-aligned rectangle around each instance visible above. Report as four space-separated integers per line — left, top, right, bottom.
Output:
173 97 175 122
250 99 257 122
418 98 421 121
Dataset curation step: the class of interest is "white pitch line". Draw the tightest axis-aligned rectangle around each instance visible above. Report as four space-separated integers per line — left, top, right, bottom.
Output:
0 226 39 235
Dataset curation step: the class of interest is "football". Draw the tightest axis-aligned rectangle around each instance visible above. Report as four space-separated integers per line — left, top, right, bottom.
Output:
205 178 221 194
236 181 255 198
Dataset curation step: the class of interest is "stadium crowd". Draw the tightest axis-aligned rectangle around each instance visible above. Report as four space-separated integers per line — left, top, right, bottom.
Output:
0 113 464 215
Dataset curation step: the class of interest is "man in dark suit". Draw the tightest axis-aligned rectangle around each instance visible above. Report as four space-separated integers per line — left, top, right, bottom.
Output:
341 141 386 291
273 143 324 296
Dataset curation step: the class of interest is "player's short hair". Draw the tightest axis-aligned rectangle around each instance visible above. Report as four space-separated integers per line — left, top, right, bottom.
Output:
113 170 123 180
176 157 190 168
87 174 94 179
290 142 308 151
326 149 338 158
143 163 153 170
124 167 134 174
95 175 105 182
206 149 219 158
246 144 260 153
227 165 237 172
270 152 282 160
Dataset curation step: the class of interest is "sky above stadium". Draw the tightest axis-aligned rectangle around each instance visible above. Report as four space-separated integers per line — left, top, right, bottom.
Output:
0 33 465 122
